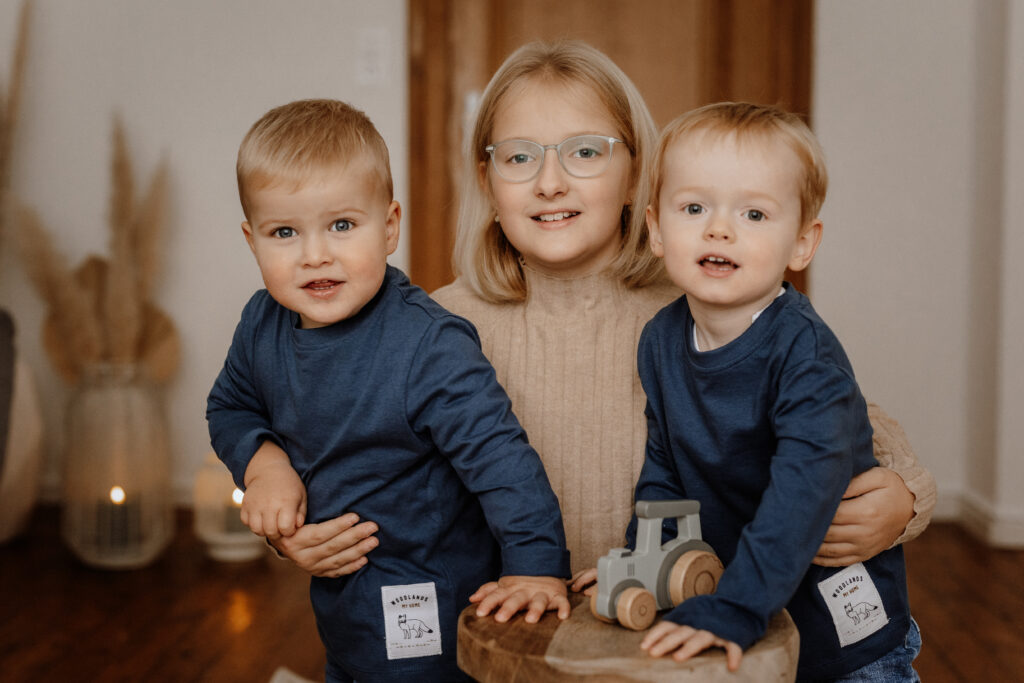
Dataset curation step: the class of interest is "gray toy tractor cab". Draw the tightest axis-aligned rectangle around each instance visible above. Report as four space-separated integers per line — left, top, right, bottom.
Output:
591 499 724 630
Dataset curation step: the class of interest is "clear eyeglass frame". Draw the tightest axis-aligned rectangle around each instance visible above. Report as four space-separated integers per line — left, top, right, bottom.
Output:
485 134 626 183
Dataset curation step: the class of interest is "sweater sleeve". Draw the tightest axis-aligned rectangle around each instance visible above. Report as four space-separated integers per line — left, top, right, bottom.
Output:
404 315 571 579
663 359 864 650
866 401 936 545
628 327 690 547
205 297 284 488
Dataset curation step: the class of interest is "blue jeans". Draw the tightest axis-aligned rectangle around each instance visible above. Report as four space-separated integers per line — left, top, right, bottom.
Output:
828 618 922 683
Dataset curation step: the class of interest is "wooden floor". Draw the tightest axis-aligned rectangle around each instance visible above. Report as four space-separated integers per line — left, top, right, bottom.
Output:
1 508 1022 682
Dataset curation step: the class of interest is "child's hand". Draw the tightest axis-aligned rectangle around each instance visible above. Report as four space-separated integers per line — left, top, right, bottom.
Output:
640 621 743 671
270 513 379 578
241 441 307 538
568 567 598 595
470 575 571 624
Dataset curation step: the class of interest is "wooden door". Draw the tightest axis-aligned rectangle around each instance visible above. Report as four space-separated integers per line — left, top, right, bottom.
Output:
408 0 813 293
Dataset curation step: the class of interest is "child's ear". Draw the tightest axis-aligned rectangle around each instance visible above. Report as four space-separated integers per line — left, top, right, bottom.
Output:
384 201 401 255
788 219 823 272
645 205 665 258
241 221 257 254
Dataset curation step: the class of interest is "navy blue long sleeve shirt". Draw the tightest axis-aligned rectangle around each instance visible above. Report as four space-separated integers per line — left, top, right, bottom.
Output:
207 266 569 681
632 284 910 680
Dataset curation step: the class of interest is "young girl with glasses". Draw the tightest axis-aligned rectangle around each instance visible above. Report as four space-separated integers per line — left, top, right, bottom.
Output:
272 40 935 614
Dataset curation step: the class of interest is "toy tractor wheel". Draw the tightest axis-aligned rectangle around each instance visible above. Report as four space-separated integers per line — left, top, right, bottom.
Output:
589 592 616 624
669 550 724 606
616 587 657 631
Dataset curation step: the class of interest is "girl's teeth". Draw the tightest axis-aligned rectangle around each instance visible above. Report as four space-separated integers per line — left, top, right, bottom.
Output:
536 212 575 222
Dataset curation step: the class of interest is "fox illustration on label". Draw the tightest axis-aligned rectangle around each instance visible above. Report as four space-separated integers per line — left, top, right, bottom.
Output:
844 601 879 625
397 614 434 639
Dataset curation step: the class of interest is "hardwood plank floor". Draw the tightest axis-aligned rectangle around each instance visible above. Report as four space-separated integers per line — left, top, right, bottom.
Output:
1 507 1021 682
0 507 325 683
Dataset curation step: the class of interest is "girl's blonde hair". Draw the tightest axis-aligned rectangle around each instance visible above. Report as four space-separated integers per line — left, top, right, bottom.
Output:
453 40 663 302
650 102 828 226
237 99 393 219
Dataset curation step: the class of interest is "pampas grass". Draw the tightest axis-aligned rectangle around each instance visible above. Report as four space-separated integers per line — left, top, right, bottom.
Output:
14 120 179 385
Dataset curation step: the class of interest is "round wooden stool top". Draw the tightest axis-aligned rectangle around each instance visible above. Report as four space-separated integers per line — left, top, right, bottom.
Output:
457 593 799 682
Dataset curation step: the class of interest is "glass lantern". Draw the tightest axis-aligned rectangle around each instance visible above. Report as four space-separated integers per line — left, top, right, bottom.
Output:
193 452 264 561
61 363 174 569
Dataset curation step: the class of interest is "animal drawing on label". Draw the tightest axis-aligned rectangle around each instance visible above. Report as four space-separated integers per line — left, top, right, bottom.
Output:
397 614 434 639
844 601 879 625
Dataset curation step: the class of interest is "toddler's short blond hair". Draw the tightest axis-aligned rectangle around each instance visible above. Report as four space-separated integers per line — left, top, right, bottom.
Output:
237 99 393 218
650 102 828 226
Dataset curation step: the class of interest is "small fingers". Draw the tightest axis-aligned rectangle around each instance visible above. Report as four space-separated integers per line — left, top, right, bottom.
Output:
724 641 744 671
276 507 298 537
473 587 511 618
642 622 695 657
469 581 500 606
521 593 551 624
553 593 572 620
492 591 530 623
569 568 597 593
671 630 717 663
246 512 268 538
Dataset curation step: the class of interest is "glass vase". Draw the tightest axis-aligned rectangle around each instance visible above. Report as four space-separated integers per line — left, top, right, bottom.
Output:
61 363 173 569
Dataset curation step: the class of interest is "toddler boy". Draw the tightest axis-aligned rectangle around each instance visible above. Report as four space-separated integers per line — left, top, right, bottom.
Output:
207 99 570 683
635 102 917 680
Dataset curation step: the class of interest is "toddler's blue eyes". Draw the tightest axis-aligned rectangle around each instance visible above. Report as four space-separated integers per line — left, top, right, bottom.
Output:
272 226 296 238
744 210 765 222
684 204 703 215
331 219 353 232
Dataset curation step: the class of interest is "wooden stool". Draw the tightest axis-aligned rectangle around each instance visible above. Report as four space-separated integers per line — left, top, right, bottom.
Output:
457 593 799 682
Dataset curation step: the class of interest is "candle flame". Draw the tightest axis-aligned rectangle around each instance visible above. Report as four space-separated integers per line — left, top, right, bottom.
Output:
109 486 126 505
231 488 244 506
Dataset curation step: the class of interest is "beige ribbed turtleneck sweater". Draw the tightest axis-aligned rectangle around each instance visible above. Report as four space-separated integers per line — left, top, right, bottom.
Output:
432 268 935 572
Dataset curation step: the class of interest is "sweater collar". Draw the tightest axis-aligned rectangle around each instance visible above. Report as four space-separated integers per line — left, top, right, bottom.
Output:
522 263 625 316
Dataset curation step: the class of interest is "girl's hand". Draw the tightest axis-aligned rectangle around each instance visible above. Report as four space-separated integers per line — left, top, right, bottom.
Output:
470 575 571 624
814 466 914 566
270 513 379 578
640 621 743 671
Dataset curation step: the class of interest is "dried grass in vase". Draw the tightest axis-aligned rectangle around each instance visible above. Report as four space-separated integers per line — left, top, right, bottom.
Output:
14 118 179 386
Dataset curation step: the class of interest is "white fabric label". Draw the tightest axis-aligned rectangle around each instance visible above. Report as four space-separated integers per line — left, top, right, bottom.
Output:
816 562 889 647
381 582 443 660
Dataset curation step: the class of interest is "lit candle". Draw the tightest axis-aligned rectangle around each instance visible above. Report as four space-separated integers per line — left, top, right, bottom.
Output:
97 485 141 552
224 487 249 533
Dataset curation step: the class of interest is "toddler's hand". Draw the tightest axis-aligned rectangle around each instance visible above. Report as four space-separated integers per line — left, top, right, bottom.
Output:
568 567 598 595
641 621 743 671
241 442 307 538
470 575 571 624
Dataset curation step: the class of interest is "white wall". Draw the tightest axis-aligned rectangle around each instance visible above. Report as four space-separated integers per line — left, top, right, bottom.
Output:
814 0 1024 545
0 0 408 501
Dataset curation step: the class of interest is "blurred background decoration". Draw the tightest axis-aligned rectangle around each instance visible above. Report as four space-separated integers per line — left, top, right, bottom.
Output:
14 114 179 568
0 0 43 545
193 451 265 562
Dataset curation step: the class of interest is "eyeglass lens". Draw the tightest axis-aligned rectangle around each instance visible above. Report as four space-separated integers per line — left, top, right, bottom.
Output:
488 135 617 182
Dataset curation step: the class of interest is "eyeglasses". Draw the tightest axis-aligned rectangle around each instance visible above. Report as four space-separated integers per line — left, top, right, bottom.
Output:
485 135 626 183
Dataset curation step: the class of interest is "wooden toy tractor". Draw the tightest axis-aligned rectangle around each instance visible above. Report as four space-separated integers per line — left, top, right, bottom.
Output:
591 499 724 630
